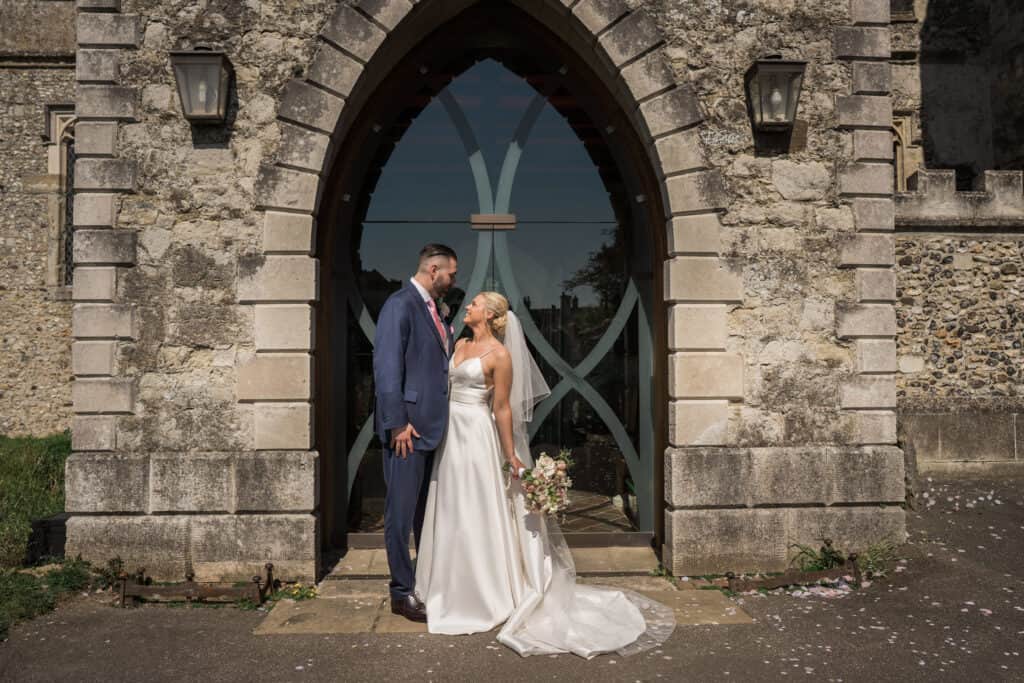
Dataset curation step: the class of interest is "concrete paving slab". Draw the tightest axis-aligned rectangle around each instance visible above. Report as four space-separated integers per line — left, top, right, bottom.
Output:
317 578 388 599
254 597 382 635
579 575 678 591
263 574 731 636
638 589 753 625
330 549 375 576
257 595 435 635
368 548 395 575
571 546 660 575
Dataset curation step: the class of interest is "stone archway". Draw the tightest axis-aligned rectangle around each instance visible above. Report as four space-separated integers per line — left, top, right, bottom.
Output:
237 0 742 557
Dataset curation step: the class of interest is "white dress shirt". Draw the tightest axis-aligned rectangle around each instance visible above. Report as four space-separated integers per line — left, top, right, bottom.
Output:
410 276 432 303
411 277 447 352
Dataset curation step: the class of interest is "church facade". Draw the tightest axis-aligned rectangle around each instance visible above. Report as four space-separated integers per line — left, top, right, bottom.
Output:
1 0 1020 581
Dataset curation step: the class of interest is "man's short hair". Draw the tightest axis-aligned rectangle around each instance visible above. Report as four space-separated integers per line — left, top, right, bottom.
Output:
419 243 457 268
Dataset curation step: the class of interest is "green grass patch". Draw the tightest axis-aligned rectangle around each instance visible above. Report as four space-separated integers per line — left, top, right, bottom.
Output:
857 540 900 576
41 557 94 594
788 537 900 576
788 539 846 572
0 571 56 638
648 564 671 578
0 432 71 569
0 558 98 640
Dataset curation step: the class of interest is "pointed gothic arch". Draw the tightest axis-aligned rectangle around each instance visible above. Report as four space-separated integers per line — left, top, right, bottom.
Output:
239 0 739 553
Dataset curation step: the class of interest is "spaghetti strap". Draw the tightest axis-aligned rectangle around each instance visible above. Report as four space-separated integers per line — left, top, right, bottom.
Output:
477 347 496 360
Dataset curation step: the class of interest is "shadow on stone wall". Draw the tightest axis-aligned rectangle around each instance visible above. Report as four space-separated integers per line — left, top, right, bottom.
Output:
187 83 238 147
919 0 1024 190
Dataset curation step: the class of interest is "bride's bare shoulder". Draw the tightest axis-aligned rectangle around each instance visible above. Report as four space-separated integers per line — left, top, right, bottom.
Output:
483 343 511 373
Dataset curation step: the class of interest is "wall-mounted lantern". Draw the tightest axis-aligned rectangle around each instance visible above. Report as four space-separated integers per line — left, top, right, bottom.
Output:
170 47 233 124
744 56 807 133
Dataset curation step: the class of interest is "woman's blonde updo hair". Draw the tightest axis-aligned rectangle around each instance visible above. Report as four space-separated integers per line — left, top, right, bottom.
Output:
479 291 510 339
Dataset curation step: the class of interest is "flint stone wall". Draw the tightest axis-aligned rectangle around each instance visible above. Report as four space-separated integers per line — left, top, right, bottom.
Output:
888 2 1024 471
896 233 1024 467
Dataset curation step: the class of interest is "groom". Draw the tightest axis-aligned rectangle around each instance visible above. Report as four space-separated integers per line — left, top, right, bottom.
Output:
373 243 457 622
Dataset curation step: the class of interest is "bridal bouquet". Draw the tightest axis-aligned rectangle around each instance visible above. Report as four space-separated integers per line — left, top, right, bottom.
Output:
505 449 574 516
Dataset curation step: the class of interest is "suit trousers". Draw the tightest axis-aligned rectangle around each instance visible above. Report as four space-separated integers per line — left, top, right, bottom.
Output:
382 445 435 599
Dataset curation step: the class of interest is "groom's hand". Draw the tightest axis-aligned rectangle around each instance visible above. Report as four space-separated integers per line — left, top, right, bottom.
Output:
390 423 421 458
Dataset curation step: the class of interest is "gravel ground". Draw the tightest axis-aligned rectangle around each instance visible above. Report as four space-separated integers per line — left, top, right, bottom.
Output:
1 473 1021 682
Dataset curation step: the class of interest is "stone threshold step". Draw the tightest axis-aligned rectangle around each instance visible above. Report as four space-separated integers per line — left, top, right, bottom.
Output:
323 547 660 580
346 531 654 548
257 579 752 636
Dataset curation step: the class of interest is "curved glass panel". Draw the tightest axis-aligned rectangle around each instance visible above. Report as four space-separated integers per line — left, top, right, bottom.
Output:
447 60 534 198
510 99 614 222
510 221 628 360
530 390 637 532
365 89 480 223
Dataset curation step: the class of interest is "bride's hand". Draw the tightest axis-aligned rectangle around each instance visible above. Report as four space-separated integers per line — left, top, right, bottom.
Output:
508 454 527 479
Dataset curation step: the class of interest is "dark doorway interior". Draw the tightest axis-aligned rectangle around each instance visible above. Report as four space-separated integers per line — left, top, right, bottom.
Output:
918 0 1024 189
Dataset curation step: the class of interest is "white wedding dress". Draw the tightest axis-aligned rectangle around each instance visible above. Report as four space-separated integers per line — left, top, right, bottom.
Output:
414 352 675 658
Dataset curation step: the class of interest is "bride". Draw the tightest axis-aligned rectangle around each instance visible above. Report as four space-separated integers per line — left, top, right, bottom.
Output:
414 291 674 658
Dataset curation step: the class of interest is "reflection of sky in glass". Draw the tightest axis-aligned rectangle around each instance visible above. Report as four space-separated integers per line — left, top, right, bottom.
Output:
359 222 479 294
506 223 603 307
359 59 617 308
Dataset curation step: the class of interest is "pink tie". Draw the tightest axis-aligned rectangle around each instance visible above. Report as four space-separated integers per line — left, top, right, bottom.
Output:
426 299 447 352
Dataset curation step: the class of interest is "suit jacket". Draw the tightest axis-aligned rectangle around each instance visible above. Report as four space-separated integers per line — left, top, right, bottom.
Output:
373 282 455 451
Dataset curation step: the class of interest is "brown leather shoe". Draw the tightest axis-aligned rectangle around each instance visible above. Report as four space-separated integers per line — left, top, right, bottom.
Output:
390 594 427 623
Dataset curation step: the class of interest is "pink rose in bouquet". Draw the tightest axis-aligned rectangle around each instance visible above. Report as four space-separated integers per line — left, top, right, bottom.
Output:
504 448 574 517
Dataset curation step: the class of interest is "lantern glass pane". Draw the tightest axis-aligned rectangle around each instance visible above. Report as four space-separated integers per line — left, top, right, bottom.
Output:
172 62 189 115
786 71 804 122
190 63 222 117
172 56 225 119
750 62 806 130
217 66 231 119
746 73 763 125
759 71 790 124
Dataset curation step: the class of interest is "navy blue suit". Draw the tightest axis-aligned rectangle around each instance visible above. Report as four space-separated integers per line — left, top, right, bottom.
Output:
373 281 453 599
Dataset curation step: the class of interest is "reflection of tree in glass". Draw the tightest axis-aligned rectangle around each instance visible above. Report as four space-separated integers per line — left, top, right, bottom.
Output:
562 226 627 310
442 286 466 324
561 226 628 357
358 269 402 320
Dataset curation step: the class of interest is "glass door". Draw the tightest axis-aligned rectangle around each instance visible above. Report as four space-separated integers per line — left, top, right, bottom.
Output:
341 58 655 537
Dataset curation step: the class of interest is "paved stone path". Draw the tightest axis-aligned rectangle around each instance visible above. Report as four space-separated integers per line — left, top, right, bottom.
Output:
257 545 752 635
255 576 752 636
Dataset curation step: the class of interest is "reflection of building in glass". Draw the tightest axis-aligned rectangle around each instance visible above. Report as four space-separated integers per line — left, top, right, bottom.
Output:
357 269 400 317
524 292 581 365
523 289 637 523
